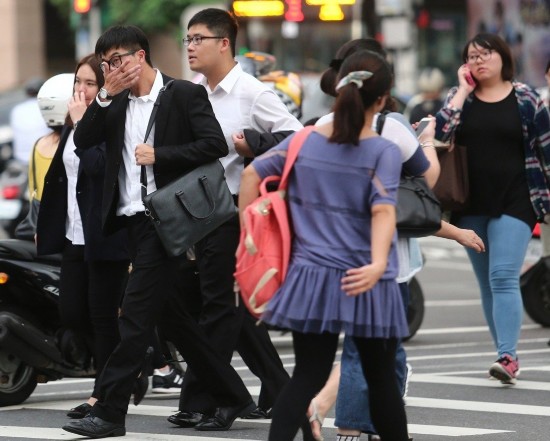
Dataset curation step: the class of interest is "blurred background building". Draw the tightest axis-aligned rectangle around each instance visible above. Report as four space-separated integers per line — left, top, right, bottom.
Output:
1 0 549 98
0 0 548 231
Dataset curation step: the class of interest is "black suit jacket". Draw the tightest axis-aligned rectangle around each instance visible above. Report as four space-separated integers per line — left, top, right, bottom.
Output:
36 126 128 260
73 73 228 235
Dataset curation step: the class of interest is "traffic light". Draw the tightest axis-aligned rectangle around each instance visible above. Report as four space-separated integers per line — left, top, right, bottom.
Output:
74 0 91 14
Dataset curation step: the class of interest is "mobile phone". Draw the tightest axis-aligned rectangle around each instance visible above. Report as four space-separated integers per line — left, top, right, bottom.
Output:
464 70 476 86
415 117 432 136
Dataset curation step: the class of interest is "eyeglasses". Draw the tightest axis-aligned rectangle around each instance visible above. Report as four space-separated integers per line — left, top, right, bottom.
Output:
183 35 223 46
465 50 493 64
100 50 137 72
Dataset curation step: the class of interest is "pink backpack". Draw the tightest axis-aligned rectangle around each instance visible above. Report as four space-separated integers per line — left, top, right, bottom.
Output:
234 126 314 318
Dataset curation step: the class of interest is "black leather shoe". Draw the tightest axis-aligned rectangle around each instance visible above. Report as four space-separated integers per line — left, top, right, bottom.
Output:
67 402 92 419
194 400 256 431
242 406 272 419
62 415 125 438
167 410 205 427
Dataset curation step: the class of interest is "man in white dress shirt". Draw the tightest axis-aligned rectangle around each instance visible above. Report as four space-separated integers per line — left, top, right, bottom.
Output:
168 7 308 432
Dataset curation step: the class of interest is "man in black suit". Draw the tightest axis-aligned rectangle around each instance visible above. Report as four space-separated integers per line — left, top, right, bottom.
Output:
62 25 255 439
166 9 303 432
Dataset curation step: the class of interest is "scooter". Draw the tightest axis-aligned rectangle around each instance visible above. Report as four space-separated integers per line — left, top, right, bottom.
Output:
0 239 95 407
0 236 426 408
520 224 550 327
405 276 425 341
0 159 29 238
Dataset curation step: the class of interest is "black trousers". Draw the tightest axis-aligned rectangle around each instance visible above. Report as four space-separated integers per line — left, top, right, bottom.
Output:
268 332 408 441
91 214 252 424
59 241 128 398
178 214 289 413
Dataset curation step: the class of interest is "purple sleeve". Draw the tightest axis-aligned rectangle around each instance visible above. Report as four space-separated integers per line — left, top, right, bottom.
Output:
250 136 292 179
402 146 430 176
370 142 402 207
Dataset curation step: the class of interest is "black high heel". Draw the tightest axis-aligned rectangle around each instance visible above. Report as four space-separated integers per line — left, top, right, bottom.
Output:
67 402 92 419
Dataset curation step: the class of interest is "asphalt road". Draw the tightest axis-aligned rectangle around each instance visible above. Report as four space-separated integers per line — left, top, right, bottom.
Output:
1 236 549 440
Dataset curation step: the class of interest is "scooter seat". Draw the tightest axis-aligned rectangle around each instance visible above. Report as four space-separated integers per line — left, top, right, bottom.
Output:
0 239 61 263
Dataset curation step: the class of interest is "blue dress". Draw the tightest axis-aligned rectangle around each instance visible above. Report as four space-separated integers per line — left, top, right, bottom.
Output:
251 131 408 339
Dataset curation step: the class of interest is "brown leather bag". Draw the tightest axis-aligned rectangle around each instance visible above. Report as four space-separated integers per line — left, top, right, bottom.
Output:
433 143 469 212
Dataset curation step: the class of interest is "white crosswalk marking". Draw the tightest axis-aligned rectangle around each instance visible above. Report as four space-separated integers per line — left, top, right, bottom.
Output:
0 427 262 440
412 373 550 392
2 352 550 439
407 396 550 417
0 388 530 438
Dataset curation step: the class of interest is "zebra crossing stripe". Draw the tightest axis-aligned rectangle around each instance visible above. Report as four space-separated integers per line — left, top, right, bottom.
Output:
0 426 262 440
0 422 512 439
407 396 550 416
412 373 550 392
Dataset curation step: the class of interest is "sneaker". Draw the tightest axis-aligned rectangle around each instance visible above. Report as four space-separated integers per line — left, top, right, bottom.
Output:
489 355 519 385
152 368 184 393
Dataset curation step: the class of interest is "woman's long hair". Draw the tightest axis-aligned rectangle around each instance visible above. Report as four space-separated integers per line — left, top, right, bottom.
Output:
320 39 386 97
330 50 392 146
65 53 104 127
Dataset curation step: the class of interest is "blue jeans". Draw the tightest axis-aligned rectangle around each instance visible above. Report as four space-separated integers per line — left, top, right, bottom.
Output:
457 215 531 359
334 283 409 433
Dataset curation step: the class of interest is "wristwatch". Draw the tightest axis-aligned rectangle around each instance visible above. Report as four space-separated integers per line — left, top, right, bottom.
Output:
98 87 113 100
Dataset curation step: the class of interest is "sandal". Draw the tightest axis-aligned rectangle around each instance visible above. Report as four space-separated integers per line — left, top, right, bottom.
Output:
308 399 325 441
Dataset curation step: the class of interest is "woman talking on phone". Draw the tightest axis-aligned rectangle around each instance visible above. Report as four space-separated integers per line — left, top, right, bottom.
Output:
435 33 550 385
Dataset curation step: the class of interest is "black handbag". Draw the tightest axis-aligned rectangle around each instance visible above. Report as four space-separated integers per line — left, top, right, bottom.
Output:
140 80 236 257
396 175 442 238
15 142 40 241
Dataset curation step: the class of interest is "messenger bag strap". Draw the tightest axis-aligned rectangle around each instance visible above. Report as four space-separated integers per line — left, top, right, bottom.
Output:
140 79 175 201
278 125 315 191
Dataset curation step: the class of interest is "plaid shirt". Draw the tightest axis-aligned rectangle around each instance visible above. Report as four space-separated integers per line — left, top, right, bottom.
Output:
435 81 550 221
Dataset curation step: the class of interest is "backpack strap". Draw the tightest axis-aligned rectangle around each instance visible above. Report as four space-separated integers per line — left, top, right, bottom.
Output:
279 125 315 190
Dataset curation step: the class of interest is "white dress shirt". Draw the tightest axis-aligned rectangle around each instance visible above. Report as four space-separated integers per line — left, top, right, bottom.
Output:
200 63 303 195
96 70 164 216
63 131 85 245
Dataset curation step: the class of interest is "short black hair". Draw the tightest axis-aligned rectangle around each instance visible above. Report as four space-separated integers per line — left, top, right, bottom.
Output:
462 33 514 81
188 8 239 57
95 25 153 67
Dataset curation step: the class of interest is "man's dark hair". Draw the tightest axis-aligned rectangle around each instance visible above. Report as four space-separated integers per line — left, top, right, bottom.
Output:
95 25 153 67
188 8 239 57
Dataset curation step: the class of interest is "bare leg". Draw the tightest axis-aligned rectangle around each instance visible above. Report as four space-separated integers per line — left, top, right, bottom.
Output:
307 363 341 440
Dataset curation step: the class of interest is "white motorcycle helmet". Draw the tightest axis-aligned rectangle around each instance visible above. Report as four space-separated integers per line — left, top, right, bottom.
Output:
37 73 75 127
